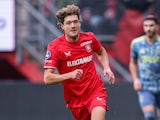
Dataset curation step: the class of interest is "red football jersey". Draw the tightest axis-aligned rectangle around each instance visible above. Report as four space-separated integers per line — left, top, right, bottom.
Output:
44 32 105 107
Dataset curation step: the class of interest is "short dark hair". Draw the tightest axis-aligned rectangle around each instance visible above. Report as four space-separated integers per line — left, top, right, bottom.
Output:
143 15 159 24
56 4 80 24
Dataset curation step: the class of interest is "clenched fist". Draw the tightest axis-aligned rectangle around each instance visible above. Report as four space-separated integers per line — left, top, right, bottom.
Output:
70 69 83 80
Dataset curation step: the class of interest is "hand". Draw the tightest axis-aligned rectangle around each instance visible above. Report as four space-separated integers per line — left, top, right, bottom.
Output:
70 69 83 80
133 79 142 91
103 69 115 84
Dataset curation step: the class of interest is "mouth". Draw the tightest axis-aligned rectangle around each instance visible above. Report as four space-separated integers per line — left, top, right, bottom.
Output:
70 29 77 33
146 31 154 37
71 29 77 31
146 31 152 35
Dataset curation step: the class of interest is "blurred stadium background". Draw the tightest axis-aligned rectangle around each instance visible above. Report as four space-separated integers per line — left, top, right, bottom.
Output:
0 0 160 120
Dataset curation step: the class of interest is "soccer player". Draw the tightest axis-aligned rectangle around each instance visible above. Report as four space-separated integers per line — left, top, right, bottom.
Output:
43 4 115 120
129 15 160 120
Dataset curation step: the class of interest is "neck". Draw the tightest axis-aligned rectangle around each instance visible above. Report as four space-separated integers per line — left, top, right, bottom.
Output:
65 34 79 42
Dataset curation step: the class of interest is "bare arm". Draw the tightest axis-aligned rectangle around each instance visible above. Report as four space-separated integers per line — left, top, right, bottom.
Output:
95 47 115 84
44 68 83 85
129 59 139 81
129 59 141 91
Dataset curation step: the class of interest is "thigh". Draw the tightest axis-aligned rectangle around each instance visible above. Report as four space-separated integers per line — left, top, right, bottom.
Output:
138 90 155 108
70 106 90 120
88 87 108 113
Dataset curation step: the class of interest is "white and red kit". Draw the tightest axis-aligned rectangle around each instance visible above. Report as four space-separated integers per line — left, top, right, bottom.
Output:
44 32 107 111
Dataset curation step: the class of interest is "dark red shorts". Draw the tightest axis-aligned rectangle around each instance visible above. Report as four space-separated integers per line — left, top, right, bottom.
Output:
69 88 108 120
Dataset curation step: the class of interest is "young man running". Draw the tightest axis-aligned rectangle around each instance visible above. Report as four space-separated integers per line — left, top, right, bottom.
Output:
44 4 115 120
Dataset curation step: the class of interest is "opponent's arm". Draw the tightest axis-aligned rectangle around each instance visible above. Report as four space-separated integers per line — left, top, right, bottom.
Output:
95 47 115 84
44 68 83 85
129 59 141 91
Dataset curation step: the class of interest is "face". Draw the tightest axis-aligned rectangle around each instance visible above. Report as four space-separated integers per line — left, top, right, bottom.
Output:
61 15 81 41
143 20 159 38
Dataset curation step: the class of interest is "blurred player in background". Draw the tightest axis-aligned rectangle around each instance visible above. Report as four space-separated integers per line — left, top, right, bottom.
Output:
129 15 160 120
43 4 115 120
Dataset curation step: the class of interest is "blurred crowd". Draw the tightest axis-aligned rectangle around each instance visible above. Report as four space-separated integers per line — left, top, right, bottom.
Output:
79 0 160 35
79 0 124 34
29 0 160 36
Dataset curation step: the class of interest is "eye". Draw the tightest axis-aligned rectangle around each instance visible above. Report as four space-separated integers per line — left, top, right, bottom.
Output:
73 20 79 24
66 21 72 25
65 20 79 25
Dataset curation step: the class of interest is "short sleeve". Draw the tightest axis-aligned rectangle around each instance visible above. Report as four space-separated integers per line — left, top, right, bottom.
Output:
130 40 138 60
44 43 58 69
90 32 102 52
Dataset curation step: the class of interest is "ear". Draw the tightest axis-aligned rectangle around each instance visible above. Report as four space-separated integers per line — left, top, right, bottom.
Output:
57 22 64 30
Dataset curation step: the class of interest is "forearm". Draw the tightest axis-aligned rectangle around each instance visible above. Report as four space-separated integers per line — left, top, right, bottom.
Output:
44 71 71 85
129 61 139 82
96 47 110 70
96 47 115 84
44 69 83 85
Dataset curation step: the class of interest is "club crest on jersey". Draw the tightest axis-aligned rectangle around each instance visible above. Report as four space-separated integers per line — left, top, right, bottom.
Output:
64 51 71 57
85 44 92 52
45 51 51 59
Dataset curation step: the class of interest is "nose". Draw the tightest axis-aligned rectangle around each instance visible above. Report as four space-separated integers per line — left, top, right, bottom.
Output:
144 26 151 31
147 27 152 31
70 22 75 27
